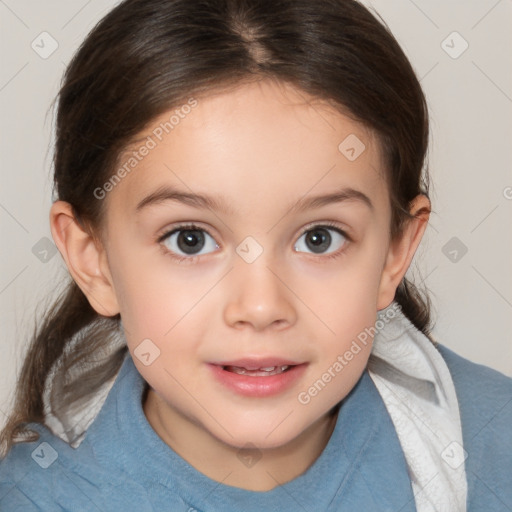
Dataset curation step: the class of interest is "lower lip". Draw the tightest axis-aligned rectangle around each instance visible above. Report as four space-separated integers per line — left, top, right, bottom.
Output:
208 363 308 397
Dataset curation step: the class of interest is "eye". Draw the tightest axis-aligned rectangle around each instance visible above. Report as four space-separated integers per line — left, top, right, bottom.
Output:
159 225 219 258
294 225 348 255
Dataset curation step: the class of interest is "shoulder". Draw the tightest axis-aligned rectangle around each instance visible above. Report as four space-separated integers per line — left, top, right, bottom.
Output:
0 423 102 510
436 343 512 430
0 424 72 510
437 342 512 391
0 423 152 511
436 343 512 510
437 343 512 438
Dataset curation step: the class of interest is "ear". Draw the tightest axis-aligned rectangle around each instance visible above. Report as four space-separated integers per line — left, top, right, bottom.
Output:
49 200 120 317
377 194 431 311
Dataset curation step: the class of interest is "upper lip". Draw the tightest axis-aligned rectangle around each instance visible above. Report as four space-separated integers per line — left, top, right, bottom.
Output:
211 358 304 369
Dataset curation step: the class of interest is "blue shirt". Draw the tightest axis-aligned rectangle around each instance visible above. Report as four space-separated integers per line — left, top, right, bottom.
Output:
1 344 511 511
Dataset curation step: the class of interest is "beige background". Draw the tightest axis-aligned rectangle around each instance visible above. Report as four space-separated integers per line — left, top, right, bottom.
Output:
1 0 511 431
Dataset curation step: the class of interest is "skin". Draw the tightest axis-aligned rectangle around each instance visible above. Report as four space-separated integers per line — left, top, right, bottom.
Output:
50 78 430 491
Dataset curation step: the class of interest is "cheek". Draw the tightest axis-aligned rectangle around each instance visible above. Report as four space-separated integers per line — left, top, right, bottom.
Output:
291 238 386 390
296 244 385 335
108 245 220 354
105 240 171 333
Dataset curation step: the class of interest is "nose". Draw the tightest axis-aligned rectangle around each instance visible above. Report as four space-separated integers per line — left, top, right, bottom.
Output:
223 259 298 332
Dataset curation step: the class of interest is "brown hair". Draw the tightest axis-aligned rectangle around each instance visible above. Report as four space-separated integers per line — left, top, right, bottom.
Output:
1 0 434 458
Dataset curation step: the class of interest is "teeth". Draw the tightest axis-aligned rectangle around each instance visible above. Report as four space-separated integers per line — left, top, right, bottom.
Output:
224 365 290 376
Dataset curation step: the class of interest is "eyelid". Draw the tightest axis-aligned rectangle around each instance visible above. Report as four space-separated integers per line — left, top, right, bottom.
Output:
157 222 220 264
156 222 217 244
156 221 351 243
297 220 352 241
156 220 352 263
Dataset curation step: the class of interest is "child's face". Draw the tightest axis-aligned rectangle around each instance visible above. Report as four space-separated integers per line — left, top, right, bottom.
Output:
96 79 411 449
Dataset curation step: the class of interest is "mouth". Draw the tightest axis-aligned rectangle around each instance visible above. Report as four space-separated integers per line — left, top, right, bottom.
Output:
214 357 303 376
208 358 308 397
223 365 293 377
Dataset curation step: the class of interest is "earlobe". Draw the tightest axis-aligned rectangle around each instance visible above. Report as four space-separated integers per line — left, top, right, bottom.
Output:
377 194 431 311
49 200 120 317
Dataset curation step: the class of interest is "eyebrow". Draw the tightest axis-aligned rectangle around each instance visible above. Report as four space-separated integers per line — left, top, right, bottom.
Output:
135 185 374 215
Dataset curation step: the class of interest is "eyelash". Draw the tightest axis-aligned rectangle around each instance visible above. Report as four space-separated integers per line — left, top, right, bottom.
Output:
297 221 352 262
156 221 352 264
156 223 216 264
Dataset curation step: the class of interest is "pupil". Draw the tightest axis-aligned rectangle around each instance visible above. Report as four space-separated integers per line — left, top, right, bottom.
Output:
178 230 205 254
306 228 331 253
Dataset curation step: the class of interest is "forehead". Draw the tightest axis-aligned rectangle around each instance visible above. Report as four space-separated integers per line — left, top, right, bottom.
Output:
109 79 388 217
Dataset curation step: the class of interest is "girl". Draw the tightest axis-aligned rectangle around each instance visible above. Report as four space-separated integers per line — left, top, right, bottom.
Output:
1 0 511 510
